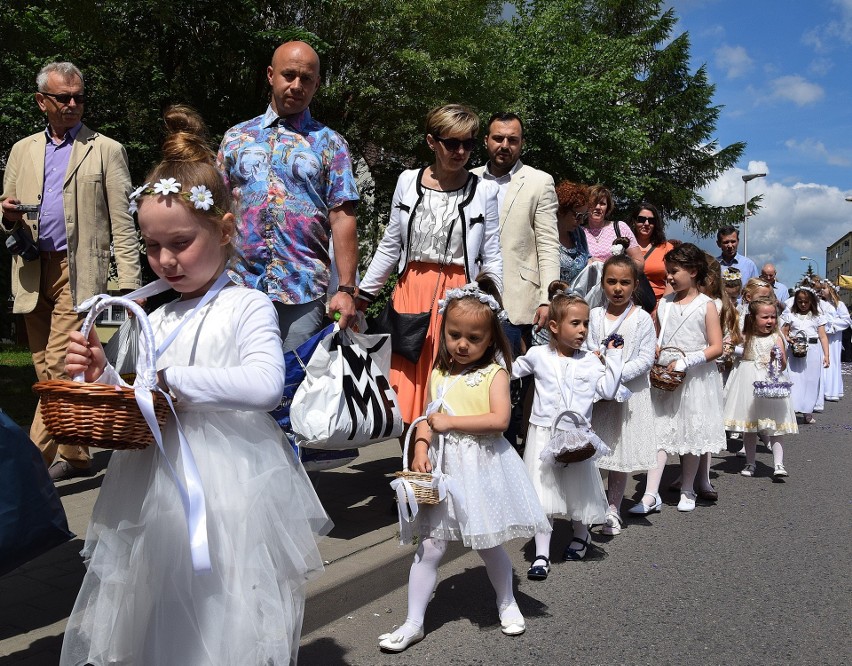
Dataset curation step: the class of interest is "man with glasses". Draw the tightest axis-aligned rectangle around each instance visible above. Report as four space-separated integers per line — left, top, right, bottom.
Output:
217 41 359 351
1 61 141 480
760 263 790 305
471 112 559 446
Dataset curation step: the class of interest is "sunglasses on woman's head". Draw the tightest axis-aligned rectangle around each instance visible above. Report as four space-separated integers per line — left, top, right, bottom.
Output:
433 136 477 152
635 215 655 224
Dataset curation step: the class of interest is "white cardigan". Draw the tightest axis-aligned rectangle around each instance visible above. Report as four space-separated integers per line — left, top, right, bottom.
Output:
512 345 623 428
360 168 503 296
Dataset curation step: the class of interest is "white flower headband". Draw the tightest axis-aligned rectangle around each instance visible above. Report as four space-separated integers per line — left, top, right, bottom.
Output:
722 268 742 283
822 280 839 294
128 178 224 216
438 282 509 322
795 284 818 298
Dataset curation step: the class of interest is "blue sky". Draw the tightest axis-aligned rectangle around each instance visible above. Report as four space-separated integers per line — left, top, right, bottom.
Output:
665 0 852 287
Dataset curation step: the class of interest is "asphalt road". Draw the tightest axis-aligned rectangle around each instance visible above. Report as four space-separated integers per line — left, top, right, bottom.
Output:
300 375 851 666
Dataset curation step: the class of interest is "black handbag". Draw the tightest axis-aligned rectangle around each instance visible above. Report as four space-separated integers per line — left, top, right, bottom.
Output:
615 221 656 314
368 219 456 364
370 303 430 364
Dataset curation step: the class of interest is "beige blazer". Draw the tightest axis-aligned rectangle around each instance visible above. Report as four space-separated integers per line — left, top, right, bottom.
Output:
1 125 141 313
471 162 559 325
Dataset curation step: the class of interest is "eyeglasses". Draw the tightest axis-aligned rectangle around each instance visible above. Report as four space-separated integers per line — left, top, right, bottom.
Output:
558 205 587 222
40 92 86 105
634 215 655 225
433 136 477 152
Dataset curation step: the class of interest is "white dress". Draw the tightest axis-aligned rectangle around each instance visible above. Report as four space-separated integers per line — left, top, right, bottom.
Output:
823 301 850 400
417 364 551 549
723 334 798 435
513 346 623 524
652 293 726 455
587 306 658 472
61 287 331 666
787 311 826 414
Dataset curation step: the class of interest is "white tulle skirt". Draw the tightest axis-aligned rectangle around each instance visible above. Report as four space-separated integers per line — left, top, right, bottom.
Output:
593 377 659 472
417 431 551 550
60 410 331 666
523 424 608 525
723 360 798 435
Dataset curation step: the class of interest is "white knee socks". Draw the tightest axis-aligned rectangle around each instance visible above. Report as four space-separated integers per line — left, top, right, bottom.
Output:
402 537 447 631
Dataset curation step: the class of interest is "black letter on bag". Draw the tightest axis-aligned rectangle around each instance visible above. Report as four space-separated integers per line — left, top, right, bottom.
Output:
340 345 397 441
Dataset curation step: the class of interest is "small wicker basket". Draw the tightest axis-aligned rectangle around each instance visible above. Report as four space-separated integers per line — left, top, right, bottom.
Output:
32 296 169 451
550 409 597 464
650 346 687 391
394 415 441 505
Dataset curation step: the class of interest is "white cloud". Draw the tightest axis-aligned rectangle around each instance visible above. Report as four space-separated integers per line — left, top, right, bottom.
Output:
808 57 833 76
767 75 825 106
669 165 852 285
802 0 852 50
714 44 753 79
785 138 851 167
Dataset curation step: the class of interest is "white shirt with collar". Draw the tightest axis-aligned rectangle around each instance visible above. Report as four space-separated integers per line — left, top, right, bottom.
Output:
479 159 523 216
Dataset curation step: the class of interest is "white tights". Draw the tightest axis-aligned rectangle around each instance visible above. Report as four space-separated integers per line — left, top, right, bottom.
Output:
743 432 785 466
392 538 519 639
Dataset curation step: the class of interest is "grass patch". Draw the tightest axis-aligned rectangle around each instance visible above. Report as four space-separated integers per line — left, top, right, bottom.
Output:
0 345 37 428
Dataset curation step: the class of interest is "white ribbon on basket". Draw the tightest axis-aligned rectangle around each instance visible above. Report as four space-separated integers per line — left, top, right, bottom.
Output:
390 373 469 544
74 270 233 573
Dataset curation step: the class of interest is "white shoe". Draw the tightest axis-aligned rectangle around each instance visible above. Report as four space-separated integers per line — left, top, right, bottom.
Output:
379 625 425 652
499 605 526 636
628 493 662 515
677 491 696 512
740 463 756 477
602 510 623 535
773 463 789 478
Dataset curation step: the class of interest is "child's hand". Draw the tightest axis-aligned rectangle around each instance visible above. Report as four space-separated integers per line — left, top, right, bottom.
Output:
426 412 453 433
66 329 106 382
823 355 830 368
411 450 432 473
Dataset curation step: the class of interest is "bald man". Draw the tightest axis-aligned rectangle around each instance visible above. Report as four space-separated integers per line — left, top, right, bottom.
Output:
760 263 789 305
217 41 359 351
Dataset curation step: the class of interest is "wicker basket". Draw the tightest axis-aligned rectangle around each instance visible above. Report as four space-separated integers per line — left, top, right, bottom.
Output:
650 346 687 391
790 332 808 358
394 415 441 505
32 296 168 451
550 409 597 464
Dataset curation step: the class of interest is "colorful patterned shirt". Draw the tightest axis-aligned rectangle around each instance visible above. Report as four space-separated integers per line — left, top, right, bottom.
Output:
217 105 359 305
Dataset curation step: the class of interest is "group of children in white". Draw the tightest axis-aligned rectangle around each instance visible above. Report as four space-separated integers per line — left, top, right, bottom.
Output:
57 106 848 663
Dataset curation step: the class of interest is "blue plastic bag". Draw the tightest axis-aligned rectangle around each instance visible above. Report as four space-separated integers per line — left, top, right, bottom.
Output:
0 410 74 576
271 325 359 471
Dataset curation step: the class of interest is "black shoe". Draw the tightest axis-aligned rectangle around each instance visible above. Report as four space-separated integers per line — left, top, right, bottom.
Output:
526 555 550 580
563 535 590 561
48 460 95 482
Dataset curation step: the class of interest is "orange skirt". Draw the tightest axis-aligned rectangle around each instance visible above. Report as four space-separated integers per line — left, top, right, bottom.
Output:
389 261 467 423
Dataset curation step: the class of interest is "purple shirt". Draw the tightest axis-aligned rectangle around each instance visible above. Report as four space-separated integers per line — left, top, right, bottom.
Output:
39 122 82 251
217 106 359 305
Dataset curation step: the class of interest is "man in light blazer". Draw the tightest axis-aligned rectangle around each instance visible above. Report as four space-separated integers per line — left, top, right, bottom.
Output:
471 112 559 444
1 61 141 480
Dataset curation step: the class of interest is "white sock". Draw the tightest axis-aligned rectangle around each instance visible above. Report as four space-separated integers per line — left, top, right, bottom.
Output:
771 437 784 466
533 527 552 565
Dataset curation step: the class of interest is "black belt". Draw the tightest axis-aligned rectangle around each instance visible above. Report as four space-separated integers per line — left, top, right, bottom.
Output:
807 337 818 344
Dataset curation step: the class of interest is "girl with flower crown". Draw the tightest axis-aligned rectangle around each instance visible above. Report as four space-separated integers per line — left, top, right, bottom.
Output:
379 276 549 653
723 297 798 478
783 285 830 424
513 280 623 579
62 106 330 665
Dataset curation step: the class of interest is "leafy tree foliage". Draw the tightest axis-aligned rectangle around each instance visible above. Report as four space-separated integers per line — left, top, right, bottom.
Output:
1 0 747 269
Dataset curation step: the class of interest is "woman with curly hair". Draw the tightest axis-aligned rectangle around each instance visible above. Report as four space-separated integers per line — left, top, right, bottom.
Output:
554 180 592 284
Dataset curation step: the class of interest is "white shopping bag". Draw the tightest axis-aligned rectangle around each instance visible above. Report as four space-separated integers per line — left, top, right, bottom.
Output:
290 326 404 449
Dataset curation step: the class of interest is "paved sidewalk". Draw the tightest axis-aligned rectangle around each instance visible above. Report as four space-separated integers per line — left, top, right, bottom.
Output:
0 438 412 664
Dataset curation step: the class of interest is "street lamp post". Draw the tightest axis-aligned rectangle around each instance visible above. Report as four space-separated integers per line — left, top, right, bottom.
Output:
742 172 767 257
800 256 822 279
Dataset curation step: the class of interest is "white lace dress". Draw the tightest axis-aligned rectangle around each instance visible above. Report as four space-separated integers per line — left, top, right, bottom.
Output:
652 293 726 455
417 364 551 549
723 334 798 435
587 306 658 472
60 287 331 666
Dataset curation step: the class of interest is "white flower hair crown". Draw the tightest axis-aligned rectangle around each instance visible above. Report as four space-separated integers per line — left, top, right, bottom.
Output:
438 282 509 322
795 284 818 298
128 179 225 216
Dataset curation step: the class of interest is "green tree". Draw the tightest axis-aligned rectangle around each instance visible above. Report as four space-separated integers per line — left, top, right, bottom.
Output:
509 0 747 235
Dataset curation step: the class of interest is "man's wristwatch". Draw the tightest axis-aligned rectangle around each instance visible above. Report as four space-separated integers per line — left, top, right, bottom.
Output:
337 284 356 297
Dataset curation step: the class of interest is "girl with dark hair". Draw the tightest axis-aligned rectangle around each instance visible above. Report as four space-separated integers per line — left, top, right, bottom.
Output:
629 243 725 516
783 285 830 424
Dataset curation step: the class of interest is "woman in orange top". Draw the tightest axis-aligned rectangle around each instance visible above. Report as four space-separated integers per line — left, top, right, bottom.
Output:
629 203 673 310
